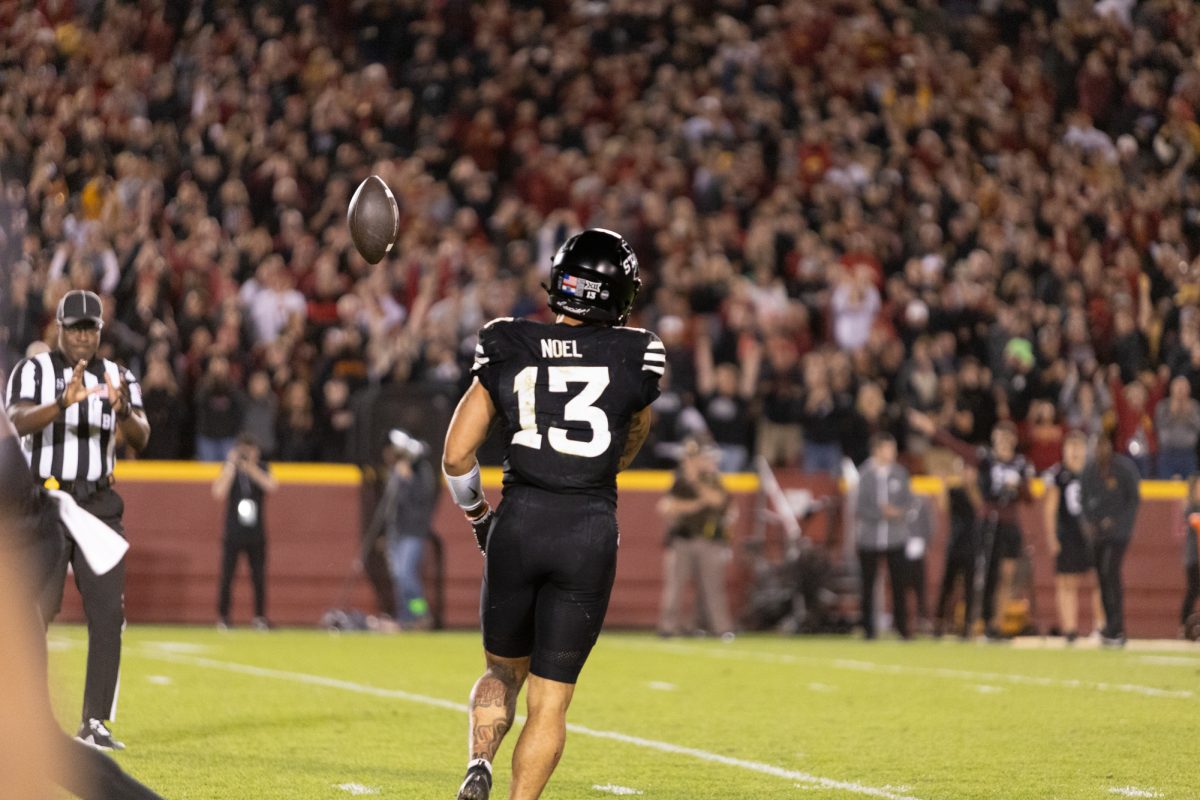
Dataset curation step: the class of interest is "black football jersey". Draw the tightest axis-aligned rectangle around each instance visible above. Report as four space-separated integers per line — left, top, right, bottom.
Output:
1045 465 1084 538
977 451 1033 509
472 318 663 501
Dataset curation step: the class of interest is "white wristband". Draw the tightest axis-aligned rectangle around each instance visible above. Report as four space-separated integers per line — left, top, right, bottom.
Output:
444 462 485 511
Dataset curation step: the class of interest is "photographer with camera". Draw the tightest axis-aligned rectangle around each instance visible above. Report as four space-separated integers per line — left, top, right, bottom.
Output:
657 436 734 640
212 432 277 630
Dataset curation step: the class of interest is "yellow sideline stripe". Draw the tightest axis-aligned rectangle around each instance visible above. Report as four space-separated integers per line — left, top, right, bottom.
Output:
910 476 1185 500
478 468 759 492
113 461 362 486
111 462 1189 499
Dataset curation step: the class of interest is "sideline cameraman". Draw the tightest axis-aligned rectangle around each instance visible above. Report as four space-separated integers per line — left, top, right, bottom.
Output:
657 437 734 639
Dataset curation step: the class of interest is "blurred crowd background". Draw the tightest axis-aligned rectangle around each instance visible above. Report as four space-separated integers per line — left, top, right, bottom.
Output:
2 0 1200 475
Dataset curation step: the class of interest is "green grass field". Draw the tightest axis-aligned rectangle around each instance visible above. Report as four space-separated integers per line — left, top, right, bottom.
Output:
47 626 1199 799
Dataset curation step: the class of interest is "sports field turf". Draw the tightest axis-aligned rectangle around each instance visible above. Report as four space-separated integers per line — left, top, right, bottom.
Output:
47 626 1198 799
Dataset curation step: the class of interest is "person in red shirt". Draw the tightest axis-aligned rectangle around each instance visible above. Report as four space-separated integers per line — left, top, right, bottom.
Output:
1024 400 1066 472
1108 365 1166 477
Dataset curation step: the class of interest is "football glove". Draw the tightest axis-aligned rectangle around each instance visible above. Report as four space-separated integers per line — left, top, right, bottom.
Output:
467 504 494 555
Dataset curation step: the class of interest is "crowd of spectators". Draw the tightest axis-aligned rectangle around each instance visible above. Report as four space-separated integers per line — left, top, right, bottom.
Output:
1 0 1200 475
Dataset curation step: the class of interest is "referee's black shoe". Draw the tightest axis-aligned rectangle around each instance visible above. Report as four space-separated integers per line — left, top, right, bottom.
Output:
456 763 492 800
76 718 126 751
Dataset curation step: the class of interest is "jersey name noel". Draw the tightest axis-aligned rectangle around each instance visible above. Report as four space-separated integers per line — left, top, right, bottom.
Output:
540 339 582 359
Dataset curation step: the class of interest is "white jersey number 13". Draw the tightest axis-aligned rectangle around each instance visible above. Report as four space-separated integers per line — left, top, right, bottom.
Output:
512 366 611 457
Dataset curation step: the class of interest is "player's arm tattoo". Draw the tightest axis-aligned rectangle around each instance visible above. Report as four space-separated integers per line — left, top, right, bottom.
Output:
469 662 523 761
617 407 653 471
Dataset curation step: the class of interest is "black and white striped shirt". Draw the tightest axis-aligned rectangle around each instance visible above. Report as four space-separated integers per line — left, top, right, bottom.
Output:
4 351 144 482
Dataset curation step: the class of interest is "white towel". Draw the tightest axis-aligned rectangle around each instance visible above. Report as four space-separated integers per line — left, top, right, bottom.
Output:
905 536 926 561
48 490 129 575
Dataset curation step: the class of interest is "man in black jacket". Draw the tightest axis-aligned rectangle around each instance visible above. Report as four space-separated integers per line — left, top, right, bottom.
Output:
1080 435 1142 646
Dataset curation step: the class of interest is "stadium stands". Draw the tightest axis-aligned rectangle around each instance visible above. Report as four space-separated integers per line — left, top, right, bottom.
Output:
1 0 1199 477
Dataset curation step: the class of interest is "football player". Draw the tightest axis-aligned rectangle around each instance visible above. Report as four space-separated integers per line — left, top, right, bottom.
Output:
443 229 661 800
909 410 1034 638
1042 431 1104 642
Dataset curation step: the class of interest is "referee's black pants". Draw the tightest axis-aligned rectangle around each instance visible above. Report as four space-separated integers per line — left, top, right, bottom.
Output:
42 487 126 724
13 495 161 799
1094 536 1129 639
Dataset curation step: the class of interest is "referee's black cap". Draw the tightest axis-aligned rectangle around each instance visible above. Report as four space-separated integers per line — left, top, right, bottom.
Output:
57 290 104 327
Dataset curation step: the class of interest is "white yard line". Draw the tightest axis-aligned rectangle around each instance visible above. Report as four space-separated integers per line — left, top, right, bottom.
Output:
592 784 643 795
1107 787 1163 798
334 783 381 796
607 641 1194 700
141 640 212 655
134 650 925 800
1137 655 1200 667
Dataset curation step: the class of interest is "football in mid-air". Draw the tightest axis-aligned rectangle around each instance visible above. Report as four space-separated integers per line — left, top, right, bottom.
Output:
347 175 399 264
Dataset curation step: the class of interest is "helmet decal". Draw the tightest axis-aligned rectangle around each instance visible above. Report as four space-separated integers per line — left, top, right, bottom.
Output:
546 228 641 325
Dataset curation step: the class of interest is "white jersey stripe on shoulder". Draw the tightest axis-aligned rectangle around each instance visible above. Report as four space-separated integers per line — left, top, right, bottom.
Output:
643 365 665 375
37 353 56 401
18 359 37 401
643 353 666 363
646 340 665 350
481 316 514 330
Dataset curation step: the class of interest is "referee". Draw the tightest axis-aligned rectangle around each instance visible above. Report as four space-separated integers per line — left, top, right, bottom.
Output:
4 290 150 751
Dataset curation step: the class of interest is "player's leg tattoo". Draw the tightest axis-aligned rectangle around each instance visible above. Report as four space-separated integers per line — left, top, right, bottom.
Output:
469 659 526 762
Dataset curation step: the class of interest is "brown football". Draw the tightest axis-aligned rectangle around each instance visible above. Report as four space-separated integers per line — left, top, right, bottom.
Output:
347 175 399 264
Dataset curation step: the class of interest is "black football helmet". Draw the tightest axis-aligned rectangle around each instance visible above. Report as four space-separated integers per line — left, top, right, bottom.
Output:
546 228 641 325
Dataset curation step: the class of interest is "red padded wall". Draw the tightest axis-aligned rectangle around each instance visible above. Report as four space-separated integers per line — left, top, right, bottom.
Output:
53 472 1189 638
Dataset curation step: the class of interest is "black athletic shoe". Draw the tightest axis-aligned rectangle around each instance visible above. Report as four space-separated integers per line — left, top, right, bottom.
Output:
76 719 125 751
457 765 492 800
